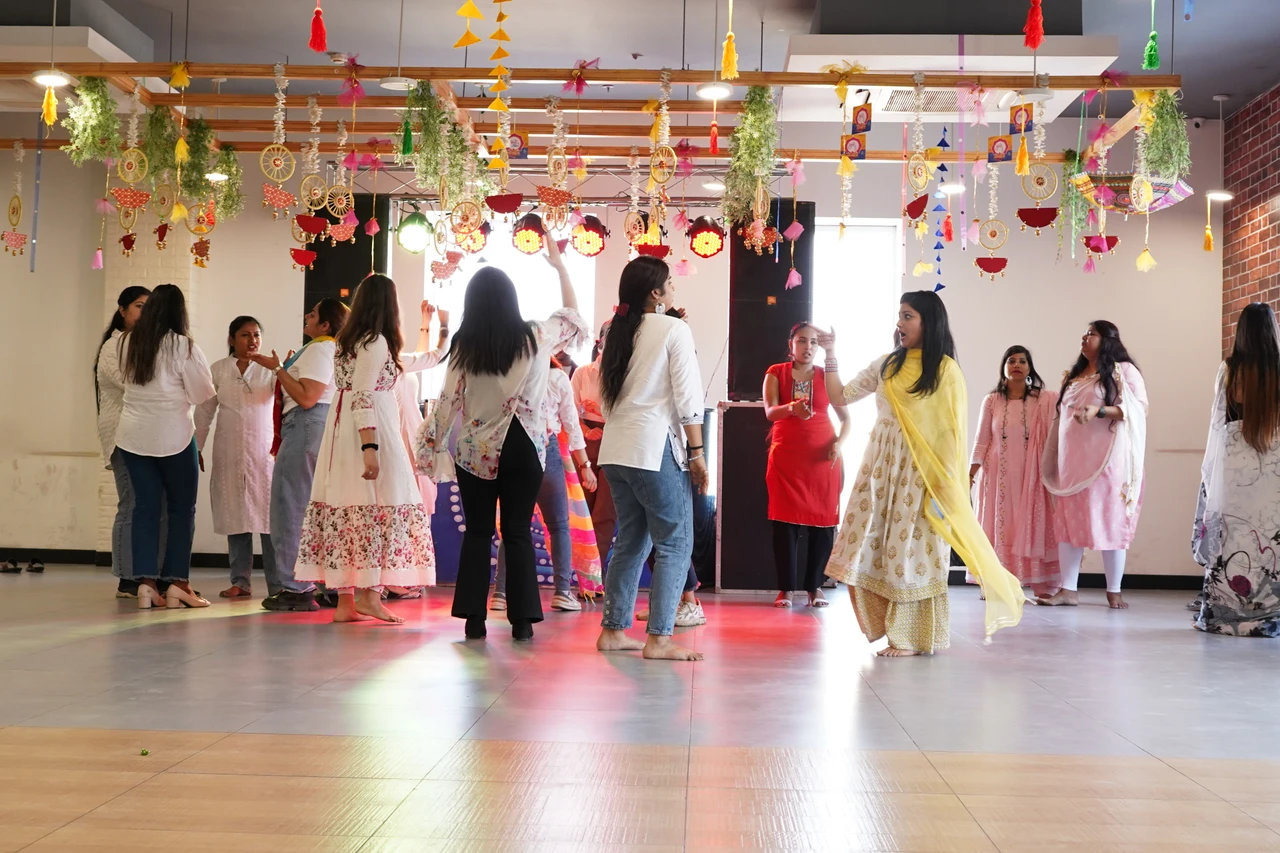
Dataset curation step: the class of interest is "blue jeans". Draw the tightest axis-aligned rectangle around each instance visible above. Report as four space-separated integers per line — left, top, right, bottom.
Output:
268 403 329 595
119 440 200 582
495 435 573 596
228 532 274 590
601 438 693 636
109 448 166 580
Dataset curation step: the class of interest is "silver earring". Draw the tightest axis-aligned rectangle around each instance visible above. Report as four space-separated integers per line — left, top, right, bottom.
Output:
654 302 667 315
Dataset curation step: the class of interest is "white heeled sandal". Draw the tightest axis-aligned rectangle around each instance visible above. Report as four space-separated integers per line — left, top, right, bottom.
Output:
166 585 211 609
137 585 166 610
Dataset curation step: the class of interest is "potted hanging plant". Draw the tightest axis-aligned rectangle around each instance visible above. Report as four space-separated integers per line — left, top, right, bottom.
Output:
1058 148 1090 263
1144 89 1192 181
722 85 779 225
142 105 179 186
60 77 122 166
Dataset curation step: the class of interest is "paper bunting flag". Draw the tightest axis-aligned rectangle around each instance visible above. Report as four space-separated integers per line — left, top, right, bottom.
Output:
785 268 802 289
454 0 484 48
783 221 804 242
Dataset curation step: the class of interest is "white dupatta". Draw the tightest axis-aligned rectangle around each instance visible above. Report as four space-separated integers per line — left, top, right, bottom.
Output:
1193 363 1229 566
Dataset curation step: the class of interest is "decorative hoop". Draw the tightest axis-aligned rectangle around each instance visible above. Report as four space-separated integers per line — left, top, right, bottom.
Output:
978 219 1009 252
259 144 296 183
117 148 149 184
325 185 355 218
300 175 328 211
1021 162 1058 204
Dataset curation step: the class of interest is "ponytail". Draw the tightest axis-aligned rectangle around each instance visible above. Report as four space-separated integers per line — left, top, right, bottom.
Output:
599 257 668 409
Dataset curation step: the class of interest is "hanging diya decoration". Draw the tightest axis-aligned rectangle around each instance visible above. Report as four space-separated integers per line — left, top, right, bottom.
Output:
974 158 1008 278
1017 162 1059 235
151 183 175 250
110 186 150 255
737 219 781 256
3 141 27 257
484 191 523 221
326 221 358 245
185 199 216 267
260 63 297 219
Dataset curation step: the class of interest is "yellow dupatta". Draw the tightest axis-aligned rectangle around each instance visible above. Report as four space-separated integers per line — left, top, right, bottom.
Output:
880 351 1025 637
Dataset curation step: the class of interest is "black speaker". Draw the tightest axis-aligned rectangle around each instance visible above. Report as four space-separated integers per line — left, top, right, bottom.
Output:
727 200 815 401
715 402 775 590
303 193 391 313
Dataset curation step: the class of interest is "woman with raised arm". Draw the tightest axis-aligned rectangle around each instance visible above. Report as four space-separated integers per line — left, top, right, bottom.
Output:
1040 321 1148 610
417 234 588 642
820 291 1024 656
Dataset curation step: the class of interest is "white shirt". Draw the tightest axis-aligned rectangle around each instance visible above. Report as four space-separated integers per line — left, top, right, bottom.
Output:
599 314 703 472
545 368 586 452
115 332 217 457
95 331 126 466
571 360 605 424
281 339 337 414
194 357 276 535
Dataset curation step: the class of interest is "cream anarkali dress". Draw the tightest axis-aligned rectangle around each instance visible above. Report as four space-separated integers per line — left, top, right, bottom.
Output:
825 356 951 653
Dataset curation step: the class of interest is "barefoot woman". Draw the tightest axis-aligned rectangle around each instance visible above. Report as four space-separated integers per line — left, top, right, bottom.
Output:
820 292 1024 656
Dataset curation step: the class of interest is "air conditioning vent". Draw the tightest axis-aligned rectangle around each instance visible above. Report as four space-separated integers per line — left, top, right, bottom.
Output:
882 88 959 113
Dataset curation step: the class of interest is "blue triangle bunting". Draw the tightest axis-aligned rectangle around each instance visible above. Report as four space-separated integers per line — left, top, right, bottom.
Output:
937 127 950 149
932 203 947 212
938 163 948 172
935 255 942 262
933 241 944 250
934 283 946 292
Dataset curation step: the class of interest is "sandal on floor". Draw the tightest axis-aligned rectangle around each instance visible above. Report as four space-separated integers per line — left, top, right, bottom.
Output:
386 587 423 600
808 593 829 608
774 594 793 608
26 559 44 574
1 559 21 574
219 585 252 598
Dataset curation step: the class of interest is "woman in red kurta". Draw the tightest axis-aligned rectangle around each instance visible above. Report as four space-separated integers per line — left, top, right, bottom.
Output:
763 323 851 607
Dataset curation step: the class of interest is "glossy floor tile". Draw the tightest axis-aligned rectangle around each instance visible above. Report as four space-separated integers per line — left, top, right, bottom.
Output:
2 567 1279 851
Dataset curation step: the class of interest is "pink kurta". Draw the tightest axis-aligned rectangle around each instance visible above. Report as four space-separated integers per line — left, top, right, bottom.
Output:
1043 363 1148 550
971 390 1061 585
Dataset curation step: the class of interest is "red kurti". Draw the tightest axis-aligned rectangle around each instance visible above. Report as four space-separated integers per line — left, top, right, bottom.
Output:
765 362 841 527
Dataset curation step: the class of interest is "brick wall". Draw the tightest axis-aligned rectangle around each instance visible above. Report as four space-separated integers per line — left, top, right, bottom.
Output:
1222 81 1280 354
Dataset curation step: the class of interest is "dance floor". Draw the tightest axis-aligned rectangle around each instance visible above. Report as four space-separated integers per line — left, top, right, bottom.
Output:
1 567 1278 852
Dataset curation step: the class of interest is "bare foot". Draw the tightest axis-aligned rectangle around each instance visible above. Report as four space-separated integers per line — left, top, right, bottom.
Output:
355 590 405 623
1107 592 1130 609
642 635 704 661
1036 589 1080 607
333 603 371 623
597 628 646 651
876 646 923 657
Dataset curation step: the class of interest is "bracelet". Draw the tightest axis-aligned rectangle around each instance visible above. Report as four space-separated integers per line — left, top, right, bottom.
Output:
439 326 449 333
1096 405 1107 420
688 452 705 461
687 443 704 451
361 443 379 452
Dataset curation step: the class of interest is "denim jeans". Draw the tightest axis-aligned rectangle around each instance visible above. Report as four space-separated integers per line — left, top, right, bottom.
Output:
109 448 166 580
228 532 275 590
119 440 199 582
495 434 573 596
601 438 693 636
267 404 328 595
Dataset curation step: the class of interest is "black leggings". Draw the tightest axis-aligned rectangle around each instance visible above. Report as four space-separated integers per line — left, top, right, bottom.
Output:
453 420 544 623
773 521 835 594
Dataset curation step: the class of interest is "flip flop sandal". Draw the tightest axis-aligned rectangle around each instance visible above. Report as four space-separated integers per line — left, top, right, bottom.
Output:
219 586 252 598
26 560 44 574
386 589 423 600
1 559 21 574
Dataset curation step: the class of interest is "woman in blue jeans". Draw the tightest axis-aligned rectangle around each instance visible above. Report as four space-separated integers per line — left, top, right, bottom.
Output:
595 257 709 662
114 284 216 610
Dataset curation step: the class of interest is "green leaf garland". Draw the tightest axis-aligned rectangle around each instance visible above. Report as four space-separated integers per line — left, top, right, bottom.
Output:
60 77 122 167
179 118 215 201
1059 148 1090 262
722 85 779 225
142 106 179 184
443 122 471 204
1145 89 1192 180
211 146 244 221
402 81 447 190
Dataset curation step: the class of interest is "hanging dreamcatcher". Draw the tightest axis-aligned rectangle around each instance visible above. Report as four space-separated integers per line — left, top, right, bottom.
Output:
260 63 298 219
298 95 328 212
185 198 216 267
624 147 645 242
1015 100 1059 235
649 70 675 187
3 141 27 257
974 159 1008 279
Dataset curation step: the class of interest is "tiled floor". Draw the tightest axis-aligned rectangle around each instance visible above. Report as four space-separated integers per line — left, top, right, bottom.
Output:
1 567 1278 851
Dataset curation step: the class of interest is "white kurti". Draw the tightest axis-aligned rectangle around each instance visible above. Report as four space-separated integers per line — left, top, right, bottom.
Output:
195 357 276 535
297 336 436 589
396 348 448 515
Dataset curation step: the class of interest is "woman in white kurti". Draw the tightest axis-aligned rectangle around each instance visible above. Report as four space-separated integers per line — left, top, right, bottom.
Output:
296 274 435 623
195 316 276 599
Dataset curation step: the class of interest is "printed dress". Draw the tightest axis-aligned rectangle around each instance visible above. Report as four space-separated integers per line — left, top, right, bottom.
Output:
297 335 435 590
1192 363 1280 637
825 356 951 653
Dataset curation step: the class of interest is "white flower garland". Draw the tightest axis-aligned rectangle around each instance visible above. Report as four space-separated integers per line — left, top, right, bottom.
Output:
304 95 322 177
126 84 142 149
1032 101 1046 160
628 146 641 212
988 162 999 220
657 69 672 149
497 78 512 163
272 62 288 145
911 72 926 154
12 140 23 198
335 118 348 185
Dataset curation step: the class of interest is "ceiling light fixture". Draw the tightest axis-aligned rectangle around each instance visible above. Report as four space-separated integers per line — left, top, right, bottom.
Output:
33 69 69 88
570 215 609 257
513 212 546 254
380 0 415 91
939 181 965 196
702 179 726 192
697 80 732 101
396 207 431 254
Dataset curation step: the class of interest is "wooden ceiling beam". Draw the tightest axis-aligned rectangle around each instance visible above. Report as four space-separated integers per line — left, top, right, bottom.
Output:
146 92 741 114
203 119 728 139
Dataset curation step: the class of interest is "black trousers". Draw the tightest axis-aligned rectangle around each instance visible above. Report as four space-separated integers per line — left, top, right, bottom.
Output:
453 420 544 623
772 521 835 594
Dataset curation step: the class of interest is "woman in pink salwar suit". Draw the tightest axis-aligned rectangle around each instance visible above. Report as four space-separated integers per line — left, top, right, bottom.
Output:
1040 321 1148 609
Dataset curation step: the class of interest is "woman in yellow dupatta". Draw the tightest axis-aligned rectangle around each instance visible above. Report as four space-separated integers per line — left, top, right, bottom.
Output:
820 291 1024 655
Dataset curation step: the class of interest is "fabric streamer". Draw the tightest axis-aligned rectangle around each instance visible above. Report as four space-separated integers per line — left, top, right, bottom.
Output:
1204 196 1214 252
40 87 57 127
309 0 327 53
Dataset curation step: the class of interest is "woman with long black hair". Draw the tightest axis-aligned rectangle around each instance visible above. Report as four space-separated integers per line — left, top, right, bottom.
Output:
417 235 587 641
1040 321 1148 609
1192 304 1280 636
296 274 435 624
594 256 708 662
94 285 153 598
115 284 216 610
820 291 1024 655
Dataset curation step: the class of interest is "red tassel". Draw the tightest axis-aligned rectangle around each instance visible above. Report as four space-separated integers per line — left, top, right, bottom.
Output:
943 213 954 242
709 121 719 155
309 1 327 53
1023 0 1044 50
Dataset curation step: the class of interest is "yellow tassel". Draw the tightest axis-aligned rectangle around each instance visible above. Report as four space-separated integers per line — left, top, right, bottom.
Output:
649 119 660 145
836 155 856 178
169 62 191 90
646 176 656 193
1015 136 1029 176
486 96 509 112
721 32 738 80
641 100 658 114
41 86 57 127
169 201 188 223
915 220 928 239
912 261 934 277
1135 247 1157 272
454 24 481 48
174 136 190 164
1204 225 1214 252
572 165 588 181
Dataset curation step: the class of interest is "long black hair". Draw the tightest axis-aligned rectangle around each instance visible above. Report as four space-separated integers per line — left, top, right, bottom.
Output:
1226 303 1280 453
993 345 1045 398
1058 320 1138 413
600 256 669 409
227 315 261 355
122 284 192 386
337 274 404 371
448 266 538 375
881 290 956 397
94 285 151 410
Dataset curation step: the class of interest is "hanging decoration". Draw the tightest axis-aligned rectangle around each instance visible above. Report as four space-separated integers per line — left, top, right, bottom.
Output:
904 73 931 225
168 61 194 225
338 55 366 108
1011 102 1032 176
722 85 778 225
1016 102 1058 236
1146 89 1192 181
563 58 599 97
546 96 568 189
185 199 216 267
1141 0 1160 70
975 159 1009 278
1023 0 1044 50
60 77 123 167
721 0 739 80
649 70 675 188
3 142 27 257
211 146 244 222
454 0 483 49
260 63 297 219
178 118 214 202
308 0 327 52
403 82 446 191
141 107 178 188
299 96 327 211
489 79 513 182
1204 195 1215 252
784 154 803 289
486 2 514 113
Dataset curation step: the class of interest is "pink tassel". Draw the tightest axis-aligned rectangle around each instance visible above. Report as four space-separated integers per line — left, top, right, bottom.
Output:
1089 122 1111 144
1086 208 1099 227
749 219 764 240
95 198 117 215
1096 186 1116 206
676 158 694 178
967 219 981 242
783 221 804 242
673 209 691 232
673 258 695 276
1083 255 1097 274
1085 156 1102 172
91 248 104 270
785 267 802 289
341 210 359 226
972 159 988 183
569 210 585 226
364 218 381 236
337 79 366 107
1083 89 1099 105
342 151 360 170
785 158 806 188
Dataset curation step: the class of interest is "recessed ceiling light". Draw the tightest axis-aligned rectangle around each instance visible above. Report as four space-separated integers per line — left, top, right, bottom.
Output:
379 76 415 91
